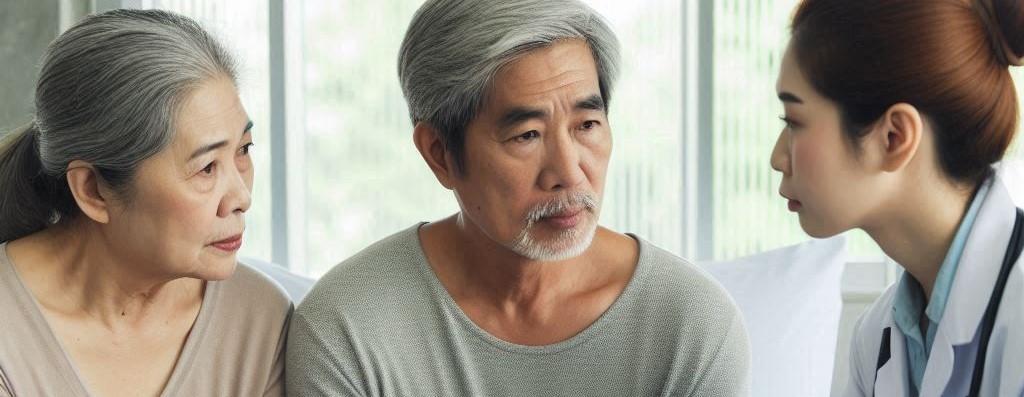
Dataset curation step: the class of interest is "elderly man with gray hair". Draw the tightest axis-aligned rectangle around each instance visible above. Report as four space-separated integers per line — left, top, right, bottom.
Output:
286 0 750 395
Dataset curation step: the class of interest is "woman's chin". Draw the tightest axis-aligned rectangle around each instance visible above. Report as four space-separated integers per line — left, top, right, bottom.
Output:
191 256 239 281
798 215 847 239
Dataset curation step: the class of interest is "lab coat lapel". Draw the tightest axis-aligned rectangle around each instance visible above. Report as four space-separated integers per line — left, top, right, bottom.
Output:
875 312 910 397
921 330 958 396
920 177 1015 396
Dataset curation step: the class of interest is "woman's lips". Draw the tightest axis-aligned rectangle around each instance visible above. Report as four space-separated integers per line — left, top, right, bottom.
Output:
780 190 801 212
211 234 243 252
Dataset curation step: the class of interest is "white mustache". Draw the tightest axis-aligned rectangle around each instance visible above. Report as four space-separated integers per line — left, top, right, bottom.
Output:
524 192 598 223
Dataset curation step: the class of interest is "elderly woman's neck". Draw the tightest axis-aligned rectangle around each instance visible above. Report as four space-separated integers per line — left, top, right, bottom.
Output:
9 221 203 329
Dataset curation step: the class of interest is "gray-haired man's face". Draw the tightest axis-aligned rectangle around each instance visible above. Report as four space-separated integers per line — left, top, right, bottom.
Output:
449 39 611 261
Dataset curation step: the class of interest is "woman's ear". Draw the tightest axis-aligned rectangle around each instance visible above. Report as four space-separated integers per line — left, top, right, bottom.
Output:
65 160 111 224
413 122 457 189
871 103 924 173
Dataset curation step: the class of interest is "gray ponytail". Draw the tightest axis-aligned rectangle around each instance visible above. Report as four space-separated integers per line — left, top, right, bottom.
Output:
0 123 74 242
0 9 236 243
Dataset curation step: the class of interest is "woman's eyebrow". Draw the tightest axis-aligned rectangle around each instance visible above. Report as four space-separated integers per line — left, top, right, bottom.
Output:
778 91 804 104
189 120 253 160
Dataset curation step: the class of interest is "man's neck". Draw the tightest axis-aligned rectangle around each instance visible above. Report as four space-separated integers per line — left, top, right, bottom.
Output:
417 215 638 345
425 216 591 300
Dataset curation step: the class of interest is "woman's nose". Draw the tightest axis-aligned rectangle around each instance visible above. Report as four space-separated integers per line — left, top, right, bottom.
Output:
770 130 790 175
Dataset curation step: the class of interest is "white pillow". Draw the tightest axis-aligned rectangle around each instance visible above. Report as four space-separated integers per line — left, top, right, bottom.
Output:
701 236 846 397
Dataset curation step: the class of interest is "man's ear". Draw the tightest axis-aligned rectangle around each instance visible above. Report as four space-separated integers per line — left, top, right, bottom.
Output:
413 122 457 189
65 160 111 224
863 103 924 173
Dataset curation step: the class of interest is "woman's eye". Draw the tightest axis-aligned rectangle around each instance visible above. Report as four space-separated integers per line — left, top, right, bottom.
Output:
201 162 216 175
239 143 254 156
778 115 797 131
512 130 540 143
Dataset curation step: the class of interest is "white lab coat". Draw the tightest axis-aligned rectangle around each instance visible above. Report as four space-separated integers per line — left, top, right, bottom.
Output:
842 175 1024 397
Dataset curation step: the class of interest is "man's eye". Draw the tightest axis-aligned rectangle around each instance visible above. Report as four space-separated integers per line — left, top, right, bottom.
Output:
239 143 254 156
512 130 540 143
581 120 600 130
201 162 216 175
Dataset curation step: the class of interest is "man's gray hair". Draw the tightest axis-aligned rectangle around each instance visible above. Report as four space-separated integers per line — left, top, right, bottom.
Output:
0 9 236 242
397 0 621 174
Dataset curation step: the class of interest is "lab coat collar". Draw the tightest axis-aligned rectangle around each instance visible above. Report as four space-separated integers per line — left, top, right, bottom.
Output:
920 175 1016 395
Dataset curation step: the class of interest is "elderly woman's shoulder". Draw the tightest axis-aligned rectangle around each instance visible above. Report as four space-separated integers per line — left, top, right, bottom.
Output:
216 262 296 315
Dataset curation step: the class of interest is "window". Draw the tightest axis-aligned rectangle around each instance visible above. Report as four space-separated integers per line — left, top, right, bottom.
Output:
297 0 455 276
713 0 808 260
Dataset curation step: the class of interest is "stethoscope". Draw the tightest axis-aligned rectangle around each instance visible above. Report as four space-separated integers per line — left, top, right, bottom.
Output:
873 208 1023 397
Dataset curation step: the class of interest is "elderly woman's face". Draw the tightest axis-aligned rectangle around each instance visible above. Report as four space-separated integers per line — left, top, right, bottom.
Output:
106 76 254 280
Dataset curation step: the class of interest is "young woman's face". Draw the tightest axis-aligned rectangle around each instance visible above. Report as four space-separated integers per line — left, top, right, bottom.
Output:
103 76 254 281
771 45 881 238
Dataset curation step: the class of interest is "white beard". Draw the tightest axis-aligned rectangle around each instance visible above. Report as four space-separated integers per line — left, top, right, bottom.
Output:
509 217 597 261
507 191 599 261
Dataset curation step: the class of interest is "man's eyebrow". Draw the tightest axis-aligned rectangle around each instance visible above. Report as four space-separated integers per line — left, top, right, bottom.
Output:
575 95 605 111
498 107 547 129
778 92 804 104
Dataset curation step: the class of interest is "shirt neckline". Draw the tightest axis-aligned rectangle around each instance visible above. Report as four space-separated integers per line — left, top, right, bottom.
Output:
0 242 218 397
408 222 652 355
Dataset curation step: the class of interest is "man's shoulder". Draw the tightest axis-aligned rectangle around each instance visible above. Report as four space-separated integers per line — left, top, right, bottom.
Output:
636 239 735 304
627 238 749 382
295 224 433 326
632 237 741 324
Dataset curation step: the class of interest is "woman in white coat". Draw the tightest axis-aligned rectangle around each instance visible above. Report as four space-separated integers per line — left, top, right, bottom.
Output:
770 0 1024 395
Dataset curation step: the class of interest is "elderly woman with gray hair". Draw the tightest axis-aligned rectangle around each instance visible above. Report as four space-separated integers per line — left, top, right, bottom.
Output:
0 9 290 397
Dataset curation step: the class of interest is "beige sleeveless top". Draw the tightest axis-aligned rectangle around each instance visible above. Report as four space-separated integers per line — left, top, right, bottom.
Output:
0 243 293 397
